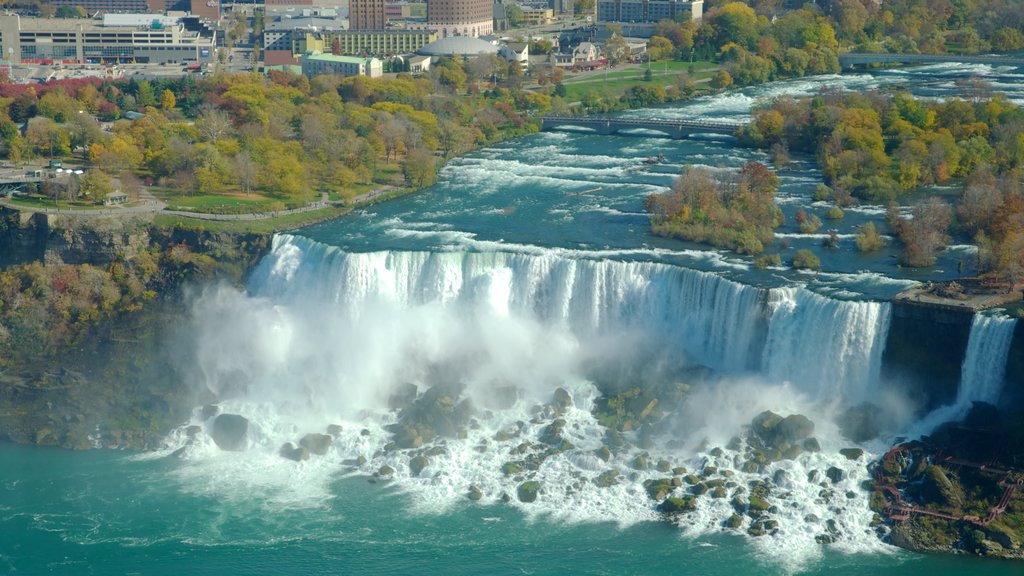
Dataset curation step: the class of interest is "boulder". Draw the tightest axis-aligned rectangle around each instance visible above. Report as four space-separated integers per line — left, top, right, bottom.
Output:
388 382 419 410
377 465 395 477
356 455 367 466
409 455 429 477
594 446 612 462
209 414 249 451
726 513 743 529
802 437 821 452
300 433 333 455
750 411 783 439
922 465 964 508
539 419 567 447
200 404 220 420
327 424 343 437
467 485 483 501
826 466 846 484
839 447 865 461
643 478 675 500
517 481 541 503
279 442 310 462
552 387 573 412
658 495 697 514
775 414 814 443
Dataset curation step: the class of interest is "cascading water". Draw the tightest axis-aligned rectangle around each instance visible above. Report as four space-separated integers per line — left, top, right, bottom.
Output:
911 312 1018 435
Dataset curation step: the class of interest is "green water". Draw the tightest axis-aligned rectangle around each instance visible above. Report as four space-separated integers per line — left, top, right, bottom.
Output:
0 444 1015 575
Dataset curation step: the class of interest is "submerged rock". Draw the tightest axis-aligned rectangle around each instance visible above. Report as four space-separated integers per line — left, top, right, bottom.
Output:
658 495 697 514
327 424 343 437
209 413 249 451
594 469 619 488
467 485 483 501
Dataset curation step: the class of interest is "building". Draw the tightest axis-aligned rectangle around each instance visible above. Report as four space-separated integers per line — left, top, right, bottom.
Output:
417 35 498 57
350 0 386 30
189 0 221 21
498 41 527 69
45 0 157 13
549 0 574 16
597 0 702 24
264 28 435 64
427 0 493 37
301 52 382 78
407 53 431 73
0 13 217 64
520 7 553 26
573 41 598 62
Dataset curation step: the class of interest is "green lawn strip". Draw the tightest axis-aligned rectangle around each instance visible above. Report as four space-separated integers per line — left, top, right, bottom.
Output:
152 206 350 234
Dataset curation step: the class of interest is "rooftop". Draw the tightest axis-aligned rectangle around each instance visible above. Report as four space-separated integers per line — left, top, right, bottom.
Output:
417 36 498 56
304 52 375 64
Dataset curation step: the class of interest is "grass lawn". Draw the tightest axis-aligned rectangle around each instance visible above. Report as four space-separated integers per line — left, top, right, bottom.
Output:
152 206 351 234
155 189 292 212
3 194 109 210
562 60 718 102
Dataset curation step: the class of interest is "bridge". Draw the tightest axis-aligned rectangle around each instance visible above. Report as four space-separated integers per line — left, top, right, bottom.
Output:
540 115 742 139
839 52 1024 68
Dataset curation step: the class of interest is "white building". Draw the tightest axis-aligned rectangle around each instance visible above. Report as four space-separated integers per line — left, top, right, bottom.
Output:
499 42 528 70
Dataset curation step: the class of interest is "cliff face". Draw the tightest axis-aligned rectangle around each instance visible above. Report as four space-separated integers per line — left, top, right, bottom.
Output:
0 209 271 450
881 300 974 412
0 208 154 267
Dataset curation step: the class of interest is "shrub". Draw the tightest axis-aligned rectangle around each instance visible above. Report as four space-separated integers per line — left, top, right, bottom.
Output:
855 221 887 252
826 206 845 220
754 253 782 270
792 249 821 270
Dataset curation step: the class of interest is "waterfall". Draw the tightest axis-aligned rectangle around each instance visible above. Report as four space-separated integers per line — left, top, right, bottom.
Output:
911 312 1018 434
762 287 892 403
241 234 893 403
959 313 1017 406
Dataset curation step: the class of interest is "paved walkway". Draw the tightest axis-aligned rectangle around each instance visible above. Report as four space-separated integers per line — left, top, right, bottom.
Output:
0 185 398 221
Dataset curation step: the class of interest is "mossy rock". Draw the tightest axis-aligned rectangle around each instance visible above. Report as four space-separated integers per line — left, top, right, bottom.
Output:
802 437 821 452
377 465 395 477
711 486 728 499
726 513 743 529
658 495 697 514
631 454 649 470
517 481 541 503
552 387 573 412
467 485 483 501
683 474 701 485
690 482 709 496
921 465 964 508
594 446 611 462
748 495 770 513
656 459 672 473
826 466 846 484
539 419 567 446
775 414 814 443
644 478 674 500
326 424 343 437
501 462 523 476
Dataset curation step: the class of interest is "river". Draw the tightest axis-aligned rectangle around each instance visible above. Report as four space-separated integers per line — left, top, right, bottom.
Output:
2 63 1023 574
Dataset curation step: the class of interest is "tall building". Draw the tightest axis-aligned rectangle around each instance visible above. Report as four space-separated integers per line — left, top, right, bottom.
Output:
597 0 702 24
427 0 493 37
350 0 386 30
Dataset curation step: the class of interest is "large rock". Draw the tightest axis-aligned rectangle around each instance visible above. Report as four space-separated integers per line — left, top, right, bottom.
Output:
300 433 333 455
209 413 249 451
279 442 310 461
837 403 882 442
658 495 697 514
775 414 814 443
409 455 429 477
922 465 964 508
517 481 541 503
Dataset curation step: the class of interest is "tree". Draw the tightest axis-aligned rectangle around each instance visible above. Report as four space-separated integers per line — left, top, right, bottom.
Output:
710 70 733 89
78 170 113 202
855 221 887 252
791 249 820 270
603 34 630 65
505 3 524 27
231 152 257 196
402 148 437 187
160 89 176 110
647 35 675 62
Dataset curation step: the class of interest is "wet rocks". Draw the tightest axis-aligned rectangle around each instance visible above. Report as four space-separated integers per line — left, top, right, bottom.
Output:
839 447 864 461
657 495 697 514
300 433 333 455
837 403 881 442
467 485 483 501
409 455 429 477
326 424 343 437
594 469 619 488
279 442 310 462
825 466 846 484
209 413 249 451
517 481 541 503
